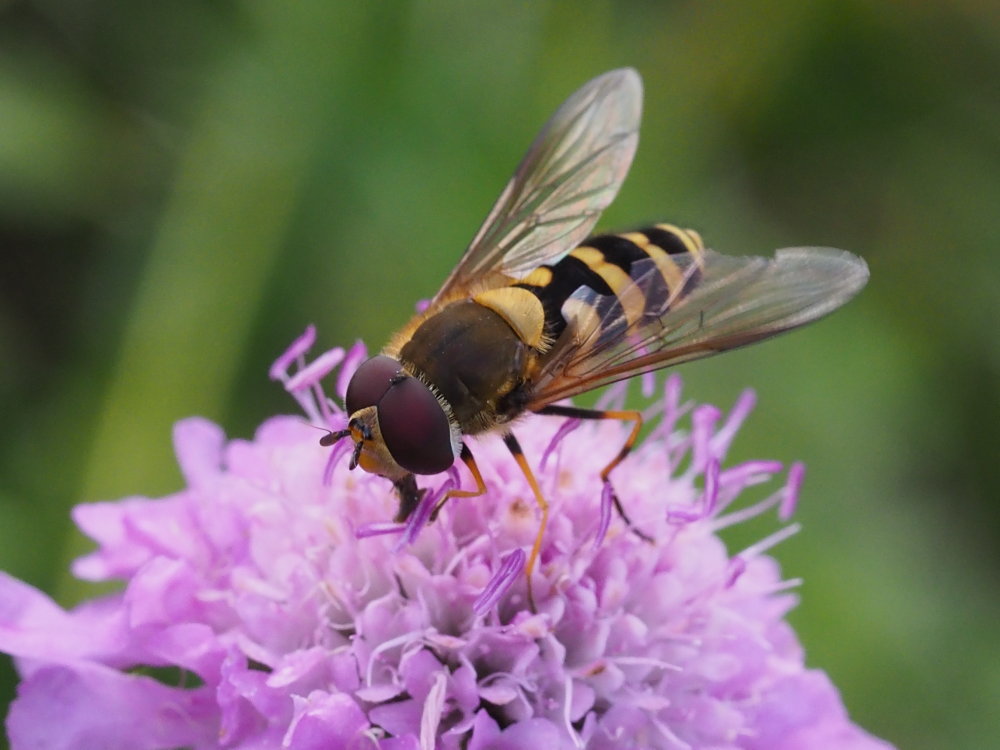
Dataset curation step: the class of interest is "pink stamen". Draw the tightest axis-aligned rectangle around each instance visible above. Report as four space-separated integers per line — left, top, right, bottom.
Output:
355 521 406 538
710 486 785 531
781 462 806 520
666 506 701 525
718 460 784 490
269 325 316 381
736 522 801 564
667 458 721 525
641 370 656 398
285 348 345 393
725 556 747 588
322 435 352 485
473 548 526 615
596 381 629 411
395 475 456 552
768 577 804 595
686 405 721 478
592 482 614 549
336 340 369 401
540 417 582 471
650 374 685 442
709 389 756 459
420 672 448 750
702 458 720 516
712 460 785 515
312 383 336 425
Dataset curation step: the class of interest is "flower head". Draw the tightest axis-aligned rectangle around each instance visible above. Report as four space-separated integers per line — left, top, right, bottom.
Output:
0 329 894 749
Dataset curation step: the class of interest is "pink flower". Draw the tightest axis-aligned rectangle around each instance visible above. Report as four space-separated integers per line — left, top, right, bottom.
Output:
0 328 895 749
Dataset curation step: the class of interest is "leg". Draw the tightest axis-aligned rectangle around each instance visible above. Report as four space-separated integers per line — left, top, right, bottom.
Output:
430 443 487 521
535 404 653 542
392 474 424 522
502 432 548 610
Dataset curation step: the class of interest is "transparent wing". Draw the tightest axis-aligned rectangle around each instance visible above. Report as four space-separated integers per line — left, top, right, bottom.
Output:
525 247 870 408
432 68 642 303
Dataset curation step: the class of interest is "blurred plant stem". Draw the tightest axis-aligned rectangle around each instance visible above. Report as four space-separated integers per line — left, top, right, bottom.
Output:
54 3 362 602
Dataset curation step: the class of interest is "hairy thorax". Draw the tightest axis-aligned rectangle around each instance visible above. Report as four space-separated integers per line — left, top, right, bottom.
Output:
396 299 539 434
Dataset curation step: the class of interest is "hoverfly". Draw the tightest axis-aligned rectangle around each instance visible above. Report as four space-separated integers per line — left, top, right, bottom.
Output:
325 68 868 598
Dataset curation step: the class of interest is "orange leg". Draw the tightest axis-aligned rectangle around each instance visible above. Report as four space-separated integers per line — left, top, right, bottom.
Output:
502 432 547 610
394 444 488 524
536 404 652 542
430 443 488 521
431 437 547 610
426 438 544 610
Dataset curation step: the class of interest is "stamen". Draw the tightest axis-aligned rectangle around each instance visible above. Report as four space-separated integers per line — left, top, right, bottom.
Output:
727 523 802 587
780 462 805 520
420 671 447 750
355 522 406 539
285 348 345 393
592 482 614 549
666 506 699 525
336 340 369 401
313 385 335 425
365 630 423 687
725 556 747 587
687 405 721 477
667 459 719 524
269 324 316 381
709 389 756 459
662 373 683 434
611 655 682 672
740 521 801 560
473 548 526 615
596 381 629 411
718 460 784 491
395 479 453 552
769 577 804 594
703 458 720 516
640 370 656 398
710 487 784 531
650 716 693 749
322 435 352 485
649 374 694 454
540 417 581 470
562 675 585 749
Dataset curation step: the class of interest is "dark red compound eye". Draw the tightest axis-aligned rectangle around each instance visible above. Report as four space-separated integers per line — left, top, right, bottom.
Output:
378 376 454 475
345 356 402 415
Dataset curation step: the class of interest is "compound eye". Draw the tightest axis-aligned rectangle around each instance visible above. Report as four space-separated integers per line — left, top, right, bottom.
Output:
379 377 454 475
345 356 402 415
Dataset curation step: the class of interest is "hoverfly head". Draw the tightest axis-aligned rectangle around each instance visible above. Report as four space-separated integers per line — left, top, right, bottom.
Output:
335 355 456 478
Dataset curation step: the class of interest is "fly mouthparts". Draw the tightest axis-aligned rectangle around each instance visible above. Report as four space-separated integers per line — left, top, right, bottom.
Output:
349 440 364 470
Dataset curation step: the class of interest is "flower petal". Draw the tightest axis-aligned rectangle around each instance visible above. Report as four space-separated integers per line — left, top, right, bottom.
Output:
283 691 369 750
7 663 217 750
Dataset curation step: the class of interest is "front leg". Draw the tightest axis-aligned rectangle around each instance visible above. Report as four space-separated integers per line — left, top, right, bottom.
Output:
392 473 424 522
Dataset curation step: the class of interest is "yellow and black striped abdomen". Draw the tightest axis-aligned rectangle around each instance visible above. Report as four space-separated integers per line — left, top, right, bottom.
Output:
516 223 705 341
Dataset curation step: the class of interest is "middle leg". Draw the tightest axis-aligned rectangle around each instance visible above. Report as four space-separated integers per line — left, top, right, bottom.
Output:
535 403 653 542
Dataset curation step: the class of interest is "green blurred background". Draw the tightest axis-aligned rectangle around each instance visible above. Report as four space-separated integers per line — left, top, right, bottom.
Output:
1 1 998 747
